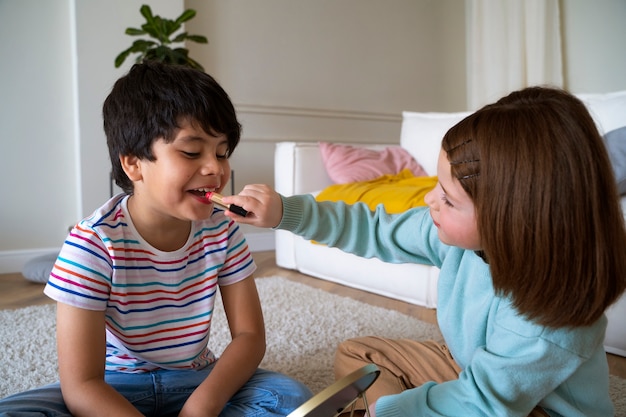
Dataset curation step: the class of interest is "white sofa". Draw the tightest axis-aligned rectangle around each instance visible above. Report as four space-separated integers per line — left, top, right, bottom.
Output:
274 90 626 357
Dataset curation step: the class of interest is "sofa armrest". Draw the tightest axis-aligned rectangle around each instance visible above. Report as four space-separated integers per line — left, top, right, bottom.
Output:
274 141 393 195
275 142 331 196
273 141 390 269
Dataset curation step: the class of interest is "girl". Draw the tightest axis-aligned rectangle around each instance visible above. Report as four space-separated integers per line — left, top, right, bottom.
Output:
226 86 626 416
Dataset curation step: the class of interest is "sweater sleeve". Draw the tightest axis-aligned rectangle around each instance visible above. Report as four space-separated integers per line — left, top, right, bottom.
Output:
278 194 446 266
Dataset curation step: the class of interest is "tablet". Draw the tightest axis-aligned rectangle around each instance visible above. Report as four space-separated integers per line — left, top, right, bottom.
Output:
287 364 380 417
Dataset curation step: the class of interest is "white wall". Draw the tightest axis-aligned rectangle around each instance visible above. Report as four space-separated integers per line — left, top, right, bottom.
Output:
1 0 625 273
188 1 467 115
185 0 467 239
74 1 185 218
561 0 626 94
0 0 184 272
0 0 78 264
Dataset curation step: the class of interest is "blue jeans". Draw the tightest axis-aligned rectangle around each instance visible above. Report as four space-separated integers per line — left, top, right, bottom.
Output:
0 366 312 416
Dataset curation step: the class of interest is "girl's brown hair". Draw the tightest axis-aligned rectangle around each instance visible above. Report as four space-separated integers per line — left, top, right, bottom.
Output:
442 86 626 327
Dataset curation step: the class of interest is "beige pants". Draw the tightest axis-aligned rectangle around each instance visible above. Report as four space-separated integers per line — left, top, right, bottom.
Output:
334 336 548 417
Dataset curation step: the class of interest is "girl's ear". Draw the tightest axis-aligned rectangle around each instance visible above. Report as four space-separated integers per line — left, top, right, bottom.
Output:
120 155 142 181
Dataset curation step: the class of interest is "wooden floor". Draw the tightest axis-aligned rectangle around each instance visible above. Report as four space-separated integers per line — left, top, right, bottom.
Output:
1 250 624 379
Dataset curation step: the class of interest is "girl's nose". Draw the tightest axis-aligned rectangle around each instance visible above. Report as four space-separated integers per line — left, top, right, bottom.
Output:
424 188 437 209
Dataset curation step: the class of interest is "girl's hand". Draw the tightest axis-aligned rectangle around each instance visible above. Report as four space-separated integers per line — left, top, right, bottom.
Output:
222 184 284 228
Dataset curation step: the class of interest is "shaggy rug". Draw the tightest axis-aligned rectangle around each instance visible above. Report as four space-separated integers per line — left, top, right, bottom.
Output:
1 276 625 415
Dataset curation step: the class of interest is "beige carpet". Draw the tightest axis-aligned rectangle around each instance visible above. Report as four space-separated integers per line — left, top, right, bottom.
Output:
1 276 625 415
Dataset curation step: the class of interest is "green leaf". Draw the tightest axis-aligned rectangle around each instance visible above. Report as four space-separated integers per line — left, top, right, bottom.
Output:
172 47 190 58
140 5 162 40
152 16 166 41
171 32 188 43
142 49 161 63
115 4 207 71
139 5 154 25
185 35 208 44
162 19 181 38
175 9 196 25
140 22 159 40
172 48 204 71
172 33 208 44
131 39 157 50
125 27 146 36
114 48 132 68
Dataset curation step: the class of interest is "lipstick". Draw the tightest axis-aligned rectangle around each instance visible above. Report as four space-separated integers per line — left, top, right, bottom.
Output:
205 191 248 217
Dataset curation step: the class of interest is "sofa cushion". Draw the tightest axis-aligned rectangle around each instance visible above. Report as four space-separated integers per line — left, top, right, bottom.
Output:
577 90 626 135
399 91 626 177
316 169 437 213
604 126 626 195
22 252 57 283
400 111 472 176
319 142 427 183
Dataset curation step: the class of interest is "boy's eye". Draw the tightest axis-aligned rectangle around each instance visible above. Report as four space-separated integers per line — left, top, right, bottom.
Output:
181 151 229 159
182 151 200 158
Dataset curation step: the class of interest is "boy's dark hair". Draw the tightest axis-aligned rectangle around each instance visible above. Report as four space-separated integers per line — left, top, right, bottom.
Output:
103 61 241 194
442 86 626 328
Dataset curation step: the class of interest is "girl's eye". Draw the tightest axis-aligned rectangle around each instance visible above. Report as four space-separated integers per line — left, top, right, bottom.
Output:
441 195 454 207
182 151 200 158
216 153 228 160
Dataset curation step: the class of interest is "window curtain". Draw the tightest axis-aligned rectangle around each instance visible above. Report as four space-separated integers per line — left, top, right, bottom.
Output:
466 0 563 109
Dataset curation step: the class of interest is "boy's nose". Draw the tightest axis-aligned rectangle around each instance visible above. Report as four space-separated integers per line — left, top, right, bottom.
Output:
200 156 223 176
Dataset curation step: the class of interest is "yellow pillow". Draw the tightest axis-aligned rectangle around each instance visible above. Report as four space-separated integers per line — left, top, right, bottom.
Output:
315 169 437 213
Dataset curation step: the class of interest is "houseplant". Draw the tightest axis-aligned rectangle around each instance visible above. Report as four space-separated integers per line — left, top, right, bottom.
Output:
114 4 208 70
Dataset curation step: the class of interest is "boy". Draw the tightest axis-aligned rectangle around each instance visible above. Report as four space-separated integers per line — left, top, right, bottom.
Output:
0 61 311 417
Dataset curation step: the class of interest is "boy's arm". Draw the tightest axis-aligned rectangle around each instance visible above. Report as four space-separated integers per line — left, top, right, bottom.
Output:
179 276 266 417
56 303 143 417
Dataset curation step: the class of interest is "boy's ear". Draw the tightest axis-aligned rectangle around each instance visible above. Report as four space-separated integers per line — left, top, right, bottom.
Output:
119 155 142 181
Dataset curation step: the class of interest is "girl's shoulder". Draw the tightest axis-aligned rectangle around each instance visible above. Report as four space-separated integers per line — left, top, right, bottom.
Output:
493 297 607 357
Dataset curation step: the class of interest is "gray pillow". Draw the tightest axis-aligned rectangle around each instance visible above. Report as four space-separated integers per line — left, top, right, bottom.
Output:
21 252 58 283
604 126 626 195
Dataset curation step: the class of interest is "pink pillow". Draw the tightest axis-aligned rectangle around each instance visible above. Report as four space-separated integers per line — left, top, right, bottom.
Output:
319 142 428 183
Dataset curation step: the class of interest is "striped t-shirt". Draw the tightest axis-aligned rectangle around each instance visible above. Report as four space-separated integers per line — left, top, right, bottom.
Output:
44 194 256 373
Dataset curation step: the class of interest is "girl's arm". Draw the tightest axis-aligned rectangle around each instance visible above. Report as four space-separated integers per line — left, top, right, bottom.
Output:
226 184 439 266
179 276 266 417
56 303 143 417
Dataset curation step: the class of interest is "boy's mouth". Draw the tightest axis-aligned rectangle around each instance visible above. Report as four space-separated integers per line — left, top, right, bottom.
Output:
189 187 216 198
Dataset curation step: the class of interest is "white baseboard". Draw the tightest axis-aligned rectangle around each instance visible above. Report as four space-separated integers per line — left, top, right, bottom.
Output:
0 248 60 274
0 232 276 274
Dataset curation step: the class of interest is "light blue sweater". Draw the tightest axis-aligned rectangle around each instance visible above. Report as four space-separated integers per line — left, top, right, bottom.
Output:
278 195 613 417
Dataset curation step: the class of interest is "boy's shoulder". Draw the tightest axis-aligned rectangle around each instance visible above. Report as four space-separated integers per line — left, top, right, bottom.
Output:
80 193 128 229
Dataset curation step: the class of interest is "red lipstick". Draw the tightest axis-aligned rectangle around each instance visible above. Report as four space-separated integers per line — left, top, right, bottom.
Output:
205 192 248 217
